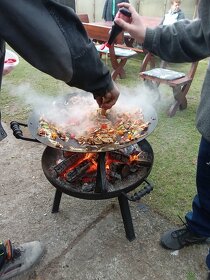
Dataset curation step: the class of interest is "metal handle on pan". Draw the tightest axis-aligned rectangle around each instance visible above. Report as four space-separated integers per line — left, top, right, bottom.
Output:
10 121 40 143
122 179 153 202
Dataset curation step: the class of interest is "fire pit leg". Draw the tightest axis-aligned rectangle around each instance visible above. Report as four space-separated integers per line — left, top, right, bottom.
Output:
95 152 107 193
118 194 136 242
52 189 62 213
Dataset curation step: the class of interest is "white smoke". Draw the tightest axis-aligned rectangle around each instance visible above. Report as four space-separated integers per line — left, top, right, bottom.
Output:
4 81 173 134
115 82 173 118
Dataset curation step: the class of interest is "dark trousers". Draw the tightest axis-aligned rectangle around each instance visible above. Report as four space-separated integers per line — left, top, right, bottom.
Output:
186 137 210 236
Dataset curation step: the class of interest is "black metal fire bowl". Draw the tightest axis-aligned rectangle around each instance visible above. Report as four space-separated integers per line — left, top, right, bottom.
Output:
41 139 154 200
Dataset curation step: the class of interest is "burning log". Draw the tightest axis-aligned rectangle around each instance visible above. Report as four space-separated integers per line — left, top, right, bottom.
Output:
82 174 96 184
107 170 122 182
54 153 85 175
109 162 125 172
121 164 130 178
108 151 129 163
66 159 91 183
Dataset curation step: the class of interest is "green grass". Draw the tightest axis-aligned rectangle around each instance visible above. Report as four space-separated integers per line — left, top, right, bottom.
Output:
1 50 208 224
186 271 196 280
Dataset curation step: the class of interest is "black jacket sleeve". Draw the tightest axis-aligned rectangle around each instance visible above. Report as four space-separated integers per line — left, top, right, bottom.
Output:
144 17 210 63
0 0 113 98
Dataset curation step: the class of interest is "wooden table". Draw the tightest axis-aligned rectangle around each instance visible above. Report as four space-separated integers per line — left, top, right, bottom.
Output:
83 17 162 79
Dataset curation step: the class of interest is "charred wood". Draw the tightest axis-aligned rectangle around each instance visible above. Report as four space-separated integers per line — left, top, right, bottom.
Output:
54 153 85 175
66 159 91 183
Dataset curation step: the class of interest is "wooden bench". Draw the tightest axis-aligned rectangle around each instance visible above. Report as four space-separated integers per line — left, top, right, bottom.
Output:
139 52 199 117
83 23 138 80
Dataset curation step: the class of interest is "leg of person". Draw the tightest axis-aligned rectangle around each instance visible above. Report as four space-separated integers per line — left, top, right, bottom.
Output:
186 137 210 235
0 239 44 280
160 136 210 250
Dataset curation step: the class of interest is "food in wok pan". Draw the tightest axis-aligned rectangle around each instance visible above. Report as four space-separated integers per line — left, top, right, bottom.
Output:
29 93 158 152
38 108 150 147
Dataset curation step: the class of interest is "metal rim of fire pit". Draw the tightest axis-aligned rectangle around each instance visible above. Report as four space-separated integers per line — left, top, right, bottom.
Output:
41 139 154 200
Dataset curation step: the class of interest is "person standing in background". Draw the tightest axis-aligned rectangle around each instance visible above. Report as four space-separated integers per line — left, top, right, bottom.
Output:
161 0 185 26
102 0 129 21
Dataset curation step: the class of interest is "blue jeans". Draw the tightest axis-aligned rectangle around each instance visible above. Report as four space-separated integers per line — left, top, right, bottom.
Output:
186 137 210 237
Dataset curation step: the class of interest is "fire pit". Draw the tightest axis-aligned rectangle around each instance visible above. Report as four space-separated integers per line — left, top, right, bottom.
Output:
10 93 157 241
42 140 153 198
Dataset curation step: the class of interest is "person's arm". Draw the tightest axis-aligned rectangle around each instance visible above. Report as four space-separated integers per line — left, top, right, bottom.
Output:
143 19 209 63
115 2 210 63
0 0 119 109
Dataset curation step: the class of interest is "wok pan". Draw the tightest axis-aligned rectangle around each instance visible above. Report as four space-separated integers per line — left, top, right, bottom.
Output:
28 95 158 153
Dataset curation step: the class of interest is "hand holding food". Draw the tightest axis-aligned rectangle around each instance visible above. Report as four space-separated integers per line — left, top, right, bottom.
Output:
95 82 120 110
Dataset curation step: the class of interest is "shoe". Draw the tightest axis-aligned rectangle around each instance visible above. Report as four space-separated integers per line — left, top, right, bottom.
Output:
160 226 208 250
0 240 44 280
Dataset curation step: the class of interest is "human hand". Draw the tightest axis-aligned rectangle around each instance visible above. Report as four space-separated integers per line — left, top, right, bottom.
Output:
114 2 146 44
95 82 120 110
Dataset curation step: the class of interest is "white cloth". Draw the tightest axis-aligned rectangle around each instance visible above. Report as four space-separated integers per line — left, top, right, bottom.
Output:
162 10 179 26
